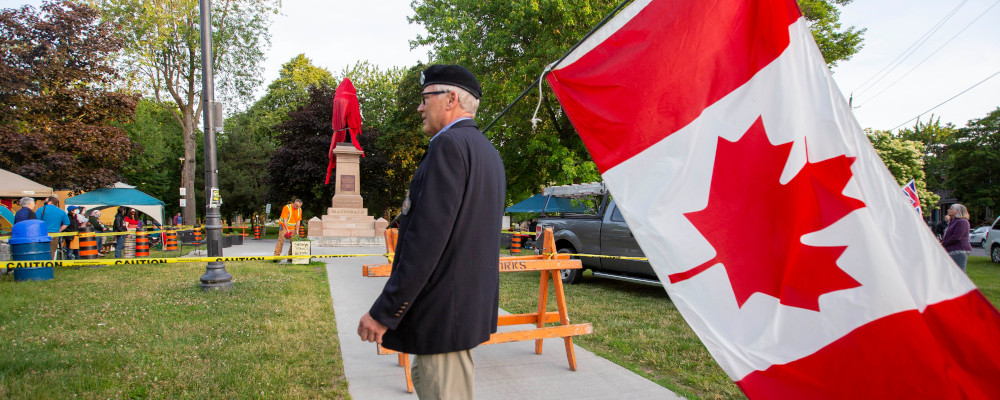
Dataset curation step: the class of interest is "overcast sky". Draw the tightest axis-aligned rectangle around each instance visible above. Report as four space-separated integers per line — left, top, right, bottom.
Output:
4 0 997 131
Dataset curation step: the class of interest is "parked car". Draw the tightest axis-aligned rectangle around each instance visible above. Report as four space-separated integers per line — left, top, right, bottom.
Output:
970 226 990 247
535 182 659 285
987 216 1000 263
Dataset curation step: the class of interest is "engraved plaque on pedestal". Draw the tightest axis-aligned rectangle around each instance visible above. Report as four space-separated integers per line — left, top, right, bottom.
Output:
340 175 355 192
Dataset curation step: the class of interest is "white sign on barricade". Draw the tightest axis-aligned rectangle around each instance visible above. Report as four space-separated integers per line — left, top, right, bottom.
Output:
292 241 311 265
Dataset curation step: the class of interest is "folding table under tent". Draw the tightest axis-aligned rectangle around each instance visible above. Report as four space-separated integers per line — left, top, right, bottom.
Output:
66 188 166 226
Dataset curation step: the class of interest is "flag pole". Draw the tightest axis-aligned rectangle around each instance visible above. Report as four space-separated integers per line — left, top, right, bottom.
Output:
482 0 634 134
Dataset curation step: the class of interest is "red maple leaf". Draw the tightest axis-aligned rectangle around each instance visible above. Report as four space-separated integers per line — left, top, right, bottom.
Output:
669 117 865 312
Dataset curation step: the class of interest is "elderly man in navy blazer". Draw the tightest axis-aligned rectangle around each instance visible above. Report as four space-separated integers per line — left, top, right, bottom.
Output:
358 64 505 399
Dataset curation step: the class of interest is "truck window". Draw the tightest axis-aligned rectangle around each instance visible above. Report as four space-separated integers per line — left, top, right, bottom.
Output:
610 205 625 222
545 194 603 216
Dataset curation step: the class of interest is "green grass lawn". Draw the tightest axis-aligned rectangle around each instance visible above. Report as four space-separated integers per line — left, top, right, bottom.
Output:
969 256 1000 307
3 247 995 400
500 255 1000 400
0 260 348 399
499 270 741 400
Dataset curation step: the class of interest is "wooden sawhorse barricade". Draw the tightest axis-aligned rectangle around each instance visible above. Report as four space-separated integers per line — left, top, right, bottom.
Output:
362 228 593 393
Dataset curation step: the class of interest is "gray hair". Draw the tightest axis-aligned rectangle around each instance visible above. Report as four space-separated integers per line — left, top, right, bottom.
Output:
950 203 970 219
428 84 480 116
19 197 34 207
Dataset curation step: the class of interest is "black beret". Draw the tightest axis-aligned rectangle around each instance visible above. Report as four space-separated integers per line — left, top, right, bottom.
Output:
421 64 482 99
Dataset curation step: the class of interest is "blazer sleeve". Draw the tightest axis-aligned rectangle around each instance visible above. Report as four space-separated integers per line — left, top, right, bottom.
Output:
369 134 468 329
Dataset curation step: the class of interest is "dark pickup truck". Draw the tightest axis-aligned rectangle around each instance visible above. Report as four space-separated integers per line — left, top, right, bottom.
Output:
535 183 659 285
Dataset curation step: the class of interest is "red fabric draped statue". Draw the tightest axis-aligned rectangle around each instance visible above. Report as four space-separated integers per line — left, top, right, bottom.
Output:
325 78 365 184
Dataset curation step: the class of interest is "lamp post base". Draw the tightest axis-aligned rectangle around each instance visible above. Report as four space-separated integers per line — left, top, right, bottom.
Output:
200 261 233 291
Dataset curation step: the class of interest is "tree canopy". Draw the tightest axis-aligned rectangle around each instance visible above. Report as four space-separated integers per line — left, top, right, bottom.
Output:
897 116 957 198
265 84 404 219
89 0 280 224
799 0 865 68
948 108 1000 225
218 54 334 218
866 129 939 216
119 99 185 217
0 1 138 190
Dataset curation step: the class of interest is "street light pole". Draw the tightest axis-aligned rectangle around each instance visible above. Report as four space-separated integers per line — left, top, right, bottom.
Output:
198 0 232 290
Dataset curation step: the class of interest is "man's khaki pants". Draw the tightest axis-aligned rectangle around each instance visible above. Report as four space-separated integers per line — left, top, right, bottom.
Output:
411 350 475 400
273 227 294 256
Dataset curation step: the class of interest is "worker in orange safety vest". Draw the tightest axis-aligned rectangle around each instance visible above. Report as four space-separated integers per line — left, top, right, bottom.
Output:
273 199 303 261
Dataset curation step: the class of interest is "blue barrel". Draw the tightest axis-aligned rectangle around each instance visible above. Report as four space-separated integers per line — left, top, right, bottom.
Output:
10 219 54 282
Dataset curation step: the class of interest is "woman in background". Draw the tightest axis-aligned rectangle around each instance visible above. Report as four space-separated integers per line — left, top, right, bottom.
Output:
941 203 972 272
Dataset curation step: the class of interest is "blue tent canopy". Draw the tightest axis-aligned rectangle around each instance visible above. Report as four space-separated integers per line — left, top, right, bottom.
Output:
505 194 590 213
66 188 165 225
0 206 14 226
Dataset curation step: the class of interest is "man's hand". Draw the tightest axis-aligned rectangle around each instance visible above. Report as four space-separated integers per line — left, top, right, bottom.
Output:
358 313 388 344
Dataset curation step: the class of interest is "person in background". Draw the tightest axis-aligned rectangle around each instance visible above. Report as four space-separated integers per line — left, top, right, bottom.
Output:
273 199 303 262
173 212 182 227
75 206 89 229
65 206 81 260
36 196 70 259
113 207 128 258
125 209 140 229
941 203 972 272
934 215 950 240
13 197 36 224
88 210 107 256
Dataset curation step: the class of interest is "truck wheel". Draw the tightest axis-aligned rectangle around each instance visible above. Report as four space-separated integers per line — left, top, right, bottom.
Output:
992 244 1000 264
558 247 583 284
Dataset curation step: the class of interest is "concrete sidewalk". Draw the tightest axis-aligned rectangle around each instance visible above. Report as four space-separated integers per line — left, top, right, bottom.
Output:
227 240 683 399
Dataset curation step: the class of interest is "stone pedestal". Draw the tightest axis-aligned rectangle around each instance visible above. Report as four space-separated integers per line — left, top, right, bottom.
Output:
311 142 387 246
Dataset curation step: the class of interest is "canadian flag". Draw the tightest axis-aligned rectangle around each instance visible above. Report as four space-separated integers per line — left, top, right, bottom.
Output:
546 0 1000 398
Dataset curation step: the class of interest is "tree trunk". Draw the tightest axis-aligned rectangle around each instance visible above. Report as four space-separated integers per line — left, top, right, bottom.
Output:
182 105 198 226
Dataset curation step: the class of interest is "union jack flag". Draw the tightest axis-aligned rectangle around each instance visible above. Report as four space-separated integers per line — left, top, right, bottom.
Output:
902 179 921 215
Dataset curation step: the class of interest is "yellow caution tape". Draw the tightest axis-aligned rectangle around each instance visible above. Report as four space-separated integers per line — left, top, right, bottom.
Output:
1 250 644 269
501 230 536 235
1 226 247 240
2 253 389 269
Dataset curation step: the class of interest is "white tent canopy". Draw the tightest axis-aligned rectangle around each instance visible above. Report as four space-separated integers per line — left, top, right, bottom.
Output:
0 168 53 198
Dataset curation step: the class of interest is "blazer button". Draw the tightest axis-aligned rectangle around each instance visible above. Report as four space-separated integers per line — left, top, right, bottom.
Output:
395 313 401 317
403 302 409 305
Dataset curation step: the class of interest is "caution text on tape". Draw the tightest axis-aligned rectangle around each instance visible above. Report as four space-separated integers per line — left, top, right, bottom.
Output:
2 253 388 269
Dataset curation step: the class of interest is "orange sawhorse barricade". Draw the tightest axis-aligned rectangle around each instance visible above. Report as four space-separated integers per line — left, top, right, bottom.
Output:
362 227 593 393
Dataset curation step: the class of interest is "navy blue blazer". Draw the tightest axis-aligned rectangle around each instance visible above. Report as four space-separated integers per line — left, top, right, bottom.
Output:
370 119 506 355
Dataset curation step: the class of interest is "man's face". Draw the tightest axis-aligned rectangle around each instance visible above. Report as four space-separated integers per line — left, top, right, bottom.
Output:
417 87 452 135
293 201 302 209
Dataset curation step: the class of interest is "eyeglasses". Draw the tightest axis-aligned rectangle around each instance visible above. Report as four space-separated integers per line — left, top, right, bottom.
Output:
420 90 450 105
